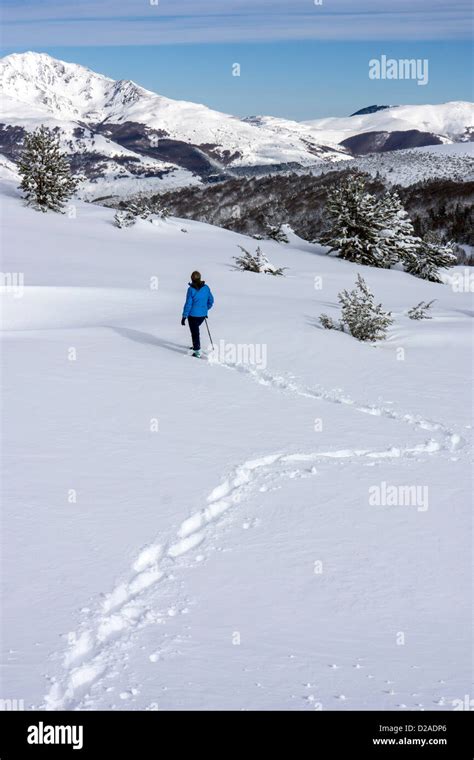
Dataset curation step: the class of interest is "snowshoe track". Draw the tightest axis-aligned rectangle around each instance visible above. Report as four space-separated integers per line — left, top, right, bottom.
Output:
43 361 467 709
211 357 464 453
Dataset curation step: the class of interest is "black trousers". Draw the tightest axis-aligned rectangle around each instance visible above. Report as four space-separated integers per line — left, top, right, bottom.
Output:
188 316 206 350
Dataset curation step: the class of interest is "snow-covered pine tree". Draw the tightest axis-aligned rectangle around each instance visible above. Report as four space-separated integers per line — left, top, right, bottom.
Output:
18 125 78 212
407 300 435 320
338 274 393 342
378 191 420 269
114 199 154 228
266 223 289 243
129 200 151 220
233 245 286 275
144 196 169 220
155 200 170 220
319 313 341 331
114 209 136 228
404 232 456 283
321 175 393 268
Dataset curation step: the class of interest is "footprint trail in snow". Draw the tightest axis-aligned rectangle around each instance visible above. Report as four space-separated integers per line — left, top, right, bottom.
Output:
43 360 467 709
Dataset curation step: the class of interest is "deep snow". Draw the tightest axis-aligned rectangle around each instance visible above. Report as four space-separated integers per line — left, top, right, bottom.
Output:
0 180 472 711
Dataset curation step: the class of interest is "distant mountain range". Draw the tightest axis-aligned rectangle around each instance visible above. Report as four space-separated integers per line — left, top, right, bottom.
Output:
0 52 472 200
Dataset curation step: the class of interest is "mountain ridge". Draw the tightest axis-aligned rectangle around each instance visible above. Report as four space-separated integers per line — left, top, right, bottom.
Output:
0 52 472 200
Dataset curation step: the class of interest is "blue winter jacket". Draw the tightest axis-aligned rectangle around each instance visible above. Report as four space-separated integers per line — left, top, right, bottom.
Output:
182 282 214 318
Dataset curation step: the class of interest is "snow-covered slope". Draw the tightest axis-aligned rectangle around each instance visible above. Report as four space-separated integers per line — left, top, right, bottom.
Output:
0 176 471 711
302 102 474 146
308 142 474 187
0 88 202 200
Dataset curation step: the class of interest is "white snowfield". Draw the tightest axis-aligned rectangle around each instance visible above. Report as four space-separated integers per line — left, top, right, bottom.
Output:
0 181 472 711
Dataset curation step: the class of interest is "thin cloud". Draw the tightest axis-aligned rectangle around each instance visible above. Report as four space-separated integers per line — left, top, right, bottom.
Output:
1 0 472 46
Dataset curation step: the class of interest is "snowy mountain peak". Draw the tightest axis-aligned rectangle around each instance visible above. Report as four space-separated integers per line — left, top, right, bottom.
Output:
0 51 117 120
0 51 111 90
0 51 353 175
0 52 170 126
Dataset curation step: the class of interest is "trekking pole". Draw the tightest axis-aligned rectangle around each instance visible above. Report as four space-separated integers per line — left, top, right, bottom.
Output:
204 318 215 351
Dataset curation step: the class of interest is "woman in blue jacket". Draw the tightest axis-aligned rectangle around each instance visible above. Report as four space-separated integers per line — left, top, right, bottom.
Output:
181 271 214 357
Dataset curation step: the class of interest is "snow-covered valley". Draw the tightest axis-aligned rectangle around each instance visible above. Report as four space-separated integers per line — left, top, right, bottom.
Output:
0 176 472 711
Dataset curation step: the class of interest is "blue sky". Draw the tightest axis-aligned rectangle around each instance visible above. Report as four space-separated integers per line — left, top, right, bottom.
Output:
1 1 472 119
